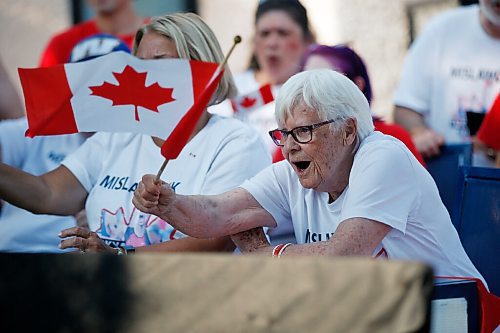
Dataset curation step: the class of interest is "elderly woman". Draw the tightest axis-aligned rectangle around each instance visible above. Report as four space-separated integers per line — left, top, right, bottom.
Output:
0 13 270 254
280 44 426 167
134 69 484 282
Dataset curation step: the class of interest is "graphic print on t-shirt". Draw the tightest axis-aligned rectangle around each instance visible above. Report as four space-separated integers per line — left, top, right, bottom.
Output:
97 206 179 247
449 67 499 140
96 180 183 247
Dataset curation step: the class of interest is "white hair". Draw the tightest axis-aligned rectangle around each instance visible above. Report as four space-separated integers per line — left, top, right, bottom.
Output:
275 69 374 140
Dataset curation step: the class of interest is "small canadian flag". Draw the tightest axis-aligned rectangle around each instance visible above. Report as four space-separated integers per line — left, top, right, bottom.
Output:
18 51 222 159
231 83 274 114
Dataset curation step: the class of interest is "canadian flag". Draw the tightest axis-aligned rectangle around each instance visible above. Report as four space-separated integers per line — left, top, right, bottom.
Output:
231 83 274 114
18 51 222 159
477 93 500 150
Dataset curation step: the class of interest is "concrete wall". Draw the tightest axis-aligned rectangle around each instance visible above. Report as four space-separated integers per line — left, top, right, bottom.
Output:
201 0 458 119
0 0 70 96
0 0 458 119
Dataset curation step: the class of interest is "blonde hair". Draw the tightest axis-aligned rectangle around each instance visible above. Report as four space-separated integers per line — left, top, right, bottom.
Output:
134 12 237 105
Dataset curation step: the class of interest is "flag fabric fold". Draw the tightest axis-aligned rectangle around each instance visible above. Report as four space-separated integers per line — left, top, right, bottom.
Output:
19 64 77 136
18 51 222 159
161 68 223 159
230 83 274 114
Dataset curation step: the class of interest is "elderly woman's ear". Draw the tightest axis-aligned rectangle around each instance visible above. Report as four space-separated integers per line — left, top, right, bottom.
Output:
342 118 358 145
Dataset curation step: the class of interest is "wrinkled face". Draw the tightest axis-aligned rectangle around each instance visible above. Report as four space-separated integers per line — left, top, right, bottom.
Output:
281 104 351 192
254 10 308 85
136 31 179 60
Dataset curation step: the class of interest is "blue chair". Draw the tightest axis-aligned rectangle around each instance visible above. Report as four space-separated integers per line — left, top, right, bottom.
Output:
453 166 500 296
425 143 472 224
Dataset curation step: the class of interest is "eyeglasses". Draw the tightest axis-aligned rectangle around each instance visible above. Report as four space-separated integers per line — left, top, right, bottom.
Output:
269 119 336 147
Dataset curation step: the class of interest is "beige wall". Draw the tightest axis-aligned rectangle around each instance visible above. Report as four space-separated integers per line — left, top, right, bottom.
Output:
0 0 71 96
0 0 457 119
200 0 457 119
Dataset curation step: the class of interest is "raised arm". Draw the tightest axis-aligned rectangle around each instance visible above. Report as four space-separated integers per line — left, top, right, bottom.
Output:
0 163 87 216
133 174 276 239
394 106 444 158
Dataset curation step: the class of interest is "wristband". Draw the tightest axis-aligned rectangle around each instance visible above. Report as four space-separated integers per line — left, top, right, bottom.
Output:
272 242 292 258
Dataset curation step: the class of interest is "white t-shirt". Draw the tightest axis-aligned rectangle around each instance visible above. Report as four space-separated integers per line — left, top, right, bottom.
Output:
209 71 297 241
241 131 485 282
62 115 271 247
209 70 280 154
0 118 85 252
394 5 500 144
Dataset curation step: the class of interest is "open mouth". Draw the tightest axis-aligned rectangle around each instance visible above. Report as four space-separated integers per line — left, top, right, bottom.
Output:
293 161 311 171
267 55 280 67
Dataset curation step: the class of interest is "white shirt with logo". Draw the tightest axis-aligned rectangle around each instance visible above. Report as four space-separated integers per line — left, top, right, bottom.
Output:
62 115 270 247
394 5 500 143
0 118 85 252
209 70 280 154
208 71 298 241
241 131 485 282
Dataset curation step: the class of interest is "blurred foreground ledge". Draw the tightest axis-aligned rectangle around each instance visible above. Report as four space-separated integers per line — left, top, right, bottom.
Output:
0 253 432 333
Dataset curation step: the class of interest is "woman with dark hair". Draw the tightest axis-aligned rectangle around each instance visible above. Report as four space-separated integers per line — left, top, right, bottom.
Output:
212 0 314 158
249 0 314 85
211 0 313 245
290 44 426 166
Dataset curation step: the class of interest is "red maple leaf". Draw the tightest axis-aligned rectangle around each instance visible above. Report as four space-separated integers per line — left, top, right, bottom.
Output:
240 96 257 108
89 65 175 121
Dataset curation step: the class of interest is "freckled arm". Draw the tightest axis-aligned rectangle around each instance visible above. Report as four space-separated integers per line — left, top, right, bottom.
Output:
232 217 391 257
133 174 277 239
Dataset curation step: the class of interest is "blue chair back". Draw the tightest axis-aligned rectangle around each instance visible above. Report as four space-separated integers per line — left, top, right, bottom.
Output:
425 143 472 224
453 166 500 296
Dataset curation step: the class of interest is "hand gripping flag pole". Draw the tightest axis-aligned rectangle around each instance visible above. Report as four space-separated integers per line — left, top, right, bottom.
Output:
155 35 242 182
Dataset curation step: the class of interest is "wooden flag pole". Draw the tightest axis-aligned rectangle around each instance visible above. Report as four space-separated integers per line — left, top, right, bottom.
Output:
155 157 169 182
155 35 242 182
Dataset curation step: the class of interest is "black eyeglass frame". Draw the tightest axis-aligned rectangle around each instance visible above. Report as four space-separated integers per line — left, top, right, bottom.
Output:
268 119 337 147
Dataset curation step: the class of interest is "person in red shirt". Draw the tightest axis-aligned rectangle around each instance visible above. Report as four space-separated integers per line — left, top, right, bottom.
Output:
276 44 425 166
39 0 145 67
476 93 500 167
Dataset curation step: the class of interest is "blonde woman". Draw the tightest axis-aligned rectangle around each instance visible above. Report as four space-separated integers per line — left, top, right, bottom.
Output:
0 13 271 254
